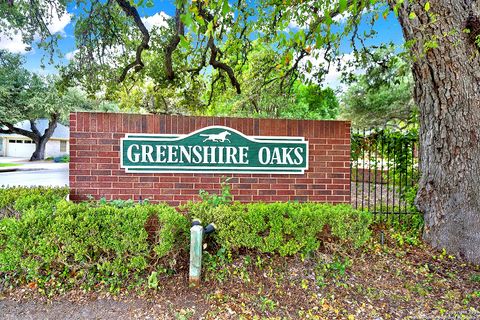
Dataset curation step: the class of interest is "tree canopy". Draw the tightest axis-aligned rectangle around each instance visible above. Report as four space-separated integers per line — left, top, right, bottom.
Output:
0 50 92 160
341 47 417 129
2 0 387 107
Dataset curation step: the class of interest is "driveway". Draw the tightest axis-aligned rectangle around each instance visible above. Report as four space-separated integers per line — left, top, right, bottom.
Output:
0 157 68 187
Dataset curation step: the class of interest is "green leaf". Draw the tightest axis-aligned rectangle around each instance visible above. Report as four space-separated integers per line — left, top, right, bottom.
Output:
409 12 416 20
145 0 154 8
315 34 324 48
181 13 193 27
424 1 430 12
222 0 231 16
325 11 332 26
306 60 313 73
196 15 205 27
179 35 190 50
339 0 348 13
206 20 214 36
382 7 390 19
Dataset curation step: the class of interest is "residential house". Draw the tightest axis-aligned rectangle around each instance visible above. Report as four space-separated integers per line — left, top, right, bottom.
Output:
0 119 69 158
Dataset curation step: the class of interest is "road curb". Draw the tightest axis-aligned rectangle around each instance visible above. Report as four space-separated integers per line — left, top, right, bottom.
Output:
0 168 48 173
0 168 19 173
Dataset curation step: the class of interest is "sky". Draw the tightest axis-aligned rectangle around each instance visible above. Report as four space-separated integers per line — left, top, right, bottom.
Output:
0 1 404 88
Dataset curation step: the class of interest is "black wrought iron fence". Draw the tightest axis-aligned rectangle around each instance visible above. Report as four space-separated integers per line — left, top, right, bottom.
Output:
350 129 419 215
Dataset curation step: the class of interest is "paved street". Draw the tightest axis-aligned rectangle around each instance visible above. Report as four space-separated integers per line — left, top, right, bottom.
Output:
0 157 69 187
0 166 68 187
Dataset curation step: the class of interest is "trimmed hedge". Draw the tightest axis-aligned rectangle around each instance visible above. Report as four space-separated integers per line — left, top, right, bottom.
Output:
0 187 372 292
0 187 189 292
185 201 372 256
0 186 69 218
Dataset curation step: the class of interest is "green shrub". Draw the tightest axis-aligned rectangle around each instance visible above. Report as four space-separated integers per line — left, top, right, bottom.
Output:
59 155 70 163
0 189 189 293
198 178 233 207
372 212 424 246
1 187 373 293
186 201 372 256
370 184 423 247
0 186 68 218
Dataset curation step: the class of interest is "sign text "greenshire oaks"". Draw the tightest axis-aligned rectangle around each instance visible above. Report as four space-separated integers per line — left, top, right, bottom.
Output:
120 126 308 174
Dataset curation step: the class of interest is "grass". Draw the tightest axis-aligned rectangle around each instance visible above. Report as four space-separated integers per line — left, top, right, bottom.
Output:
0 163 22 167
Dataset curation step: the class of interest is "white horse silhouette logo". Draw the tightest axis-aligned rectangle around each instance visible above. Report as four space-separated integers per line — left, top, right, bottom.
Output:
200 131 231 143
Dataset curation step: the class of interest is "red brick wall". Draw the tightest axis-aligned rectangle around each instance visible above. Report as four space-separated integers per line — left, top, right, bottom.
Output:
69 112 351 205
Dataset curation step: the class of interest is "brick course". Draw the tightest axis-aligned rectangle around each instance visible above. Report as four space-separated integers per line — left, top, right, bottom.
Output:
69 112 351 205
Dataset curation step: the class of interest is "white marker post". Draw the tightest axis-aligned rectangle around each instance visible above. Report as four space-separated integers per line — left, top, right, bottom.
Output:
189 225 204 286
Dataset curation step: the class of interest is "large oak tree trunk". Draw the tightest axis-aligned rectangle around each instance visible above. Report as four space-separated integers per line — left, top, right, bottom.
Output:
28 116 58 161
394 0 480 263
30 138 48 161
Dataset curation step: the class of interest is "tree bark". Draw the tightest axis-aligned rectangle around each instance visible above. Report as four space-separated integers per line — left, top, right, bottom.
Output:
30 137 48 161
115 0 150 82
393 0 480 263
29 116 58 161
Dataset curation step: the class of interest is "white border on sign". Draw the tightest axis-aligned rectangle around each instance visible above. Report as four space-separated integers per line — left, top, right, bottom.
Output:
119 125 309 174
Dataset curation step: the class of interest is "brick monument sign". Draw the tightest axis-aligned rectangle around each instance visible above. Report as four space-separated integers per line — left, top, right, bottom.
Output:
69 112 351 205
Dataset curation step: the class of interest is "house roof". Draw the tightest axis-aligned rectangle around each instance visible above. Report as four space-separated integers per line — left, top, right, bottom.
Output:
0 119 69 140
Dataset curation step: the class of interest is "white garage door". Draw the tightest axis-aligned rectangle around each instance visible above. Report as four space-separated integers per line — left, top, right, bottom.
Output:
6 139 36 158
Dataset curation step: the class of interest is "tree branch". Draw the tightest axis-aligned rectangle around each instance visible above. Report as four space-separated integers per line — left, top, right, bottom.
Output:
165 8 185 80
115 0 150 82
196 2 242 94
208 37 241 94
185 44 209 76
0 113 59 142
306 0 357 37
207 75 221 106
29 119 41 136
0 121 38 141
42 113 59 140
273 0 362 91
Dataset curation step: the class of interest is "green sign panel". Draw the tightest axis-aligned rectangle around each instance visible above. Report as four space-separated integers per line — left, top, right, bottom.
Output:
121 126 308 174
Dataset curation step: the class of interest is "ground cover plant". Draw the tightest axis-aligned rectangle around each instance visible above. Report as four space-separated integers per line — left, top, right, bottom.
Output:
0 187 479 319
